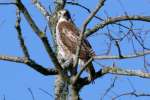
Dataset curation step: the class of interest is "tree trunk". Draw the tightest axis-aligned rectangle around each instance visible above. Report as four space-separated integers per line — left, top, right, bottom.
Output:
71 85 80 100
55 74 68 100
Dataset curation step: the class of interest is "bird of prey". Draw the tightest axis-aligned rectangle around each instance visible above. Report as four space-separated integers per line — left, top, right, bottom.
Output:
56 9 95 81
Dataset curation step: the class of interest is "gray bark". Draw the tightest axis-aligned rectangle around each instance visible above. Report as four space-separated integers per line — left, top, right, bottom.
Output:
55 74 68 100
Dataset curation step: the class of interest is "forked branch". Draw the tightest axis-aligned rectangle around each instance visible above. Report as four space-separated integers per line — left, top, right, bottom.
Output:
86 15 150 36
80 66 150 87
16 0 63 74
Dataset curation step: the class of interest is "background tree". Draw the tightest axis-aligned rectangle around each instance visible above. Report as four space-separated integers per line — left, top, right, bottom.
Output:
0 0 150 100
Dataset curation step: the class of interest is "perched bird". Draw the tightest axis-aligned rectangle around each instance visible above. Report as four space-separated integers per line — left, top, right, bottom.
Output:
56 9 95 81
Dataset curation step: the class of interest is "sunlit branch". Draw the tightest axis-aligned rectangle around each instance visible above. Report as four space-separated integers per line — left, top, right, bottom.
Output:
94 50 150 60
80 66 150 87
0 55 28 63
31 0 51 21
86 15 150 37
101 66 150 78
0 55 58 75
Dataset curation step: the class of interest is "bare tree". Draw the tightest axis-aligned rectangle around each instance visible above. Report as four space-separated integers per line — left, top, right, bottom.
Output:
0 0 150 100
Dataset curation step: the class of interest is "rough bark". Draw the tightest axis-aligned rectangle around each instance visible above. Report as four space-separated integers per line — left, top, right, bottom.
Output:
55 74 68 100
71 85 80 100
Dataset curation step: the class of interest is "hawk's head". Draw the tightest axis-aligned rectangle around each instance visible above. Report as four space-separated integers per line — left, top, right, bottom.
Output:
57 9 71 20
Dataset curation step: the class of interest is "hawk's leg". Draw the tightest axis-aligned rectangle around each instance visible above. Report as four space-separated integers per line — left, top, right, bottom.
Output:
61 58 73 70
61 58 78 76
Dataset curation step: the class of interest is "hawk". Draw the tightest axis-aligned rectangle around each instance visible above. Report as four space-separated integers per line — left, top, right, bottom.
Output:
56 9 95 81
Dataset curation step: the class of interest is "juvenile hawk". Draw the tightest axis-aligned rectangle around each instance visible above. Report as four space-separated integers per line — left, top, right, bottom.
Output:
56 9 95 80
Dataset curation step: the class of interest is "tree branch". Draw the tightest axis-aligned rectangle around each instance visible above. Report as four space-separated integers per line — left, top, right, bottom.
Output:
16 0 63 73
0 55 58 75
115 40 123 58
66 1 132 37
15 9 30 58
31 0 51 21
100 77 117 100
100 67 150 78
94 50 150 60
31 0 57 51
112 91 150 100
0 2 16 5
73 58 93 84
0 55 27 63
80 66 150 87
86 15 150 37
26 59 58 75
73 0 106 69
16 0 43 37
27 88 35 100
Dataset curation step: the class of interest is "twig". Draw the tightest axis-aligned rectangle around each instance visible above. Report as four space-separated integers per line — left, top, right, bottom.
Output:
39 88 53 98
15 9 30 58
115 40 123 58
31 0 51 21
112 91 150 100
27 88 35 100
126 78 136 91
100 77 117 100
66 2 91 13
0 2 16 5
66 1 102 20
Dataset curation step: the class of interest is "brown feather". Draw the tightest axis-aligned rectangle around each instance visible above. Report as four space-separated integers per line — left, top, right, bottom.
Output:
57 19 95 81
57 21 95 61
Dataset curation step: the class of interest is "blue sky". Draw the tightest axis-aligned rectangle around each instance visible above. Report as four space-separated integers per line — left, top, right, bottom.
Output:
0 0 150 100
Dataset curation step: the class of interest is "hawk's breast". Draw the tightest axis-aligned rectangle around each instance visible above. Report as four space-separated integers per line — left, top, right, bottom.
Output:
56 18 94 64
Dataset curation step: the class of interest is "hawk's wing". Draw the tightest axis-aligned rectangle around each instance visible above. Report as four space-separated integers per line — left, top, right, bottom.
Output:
57 21 94 61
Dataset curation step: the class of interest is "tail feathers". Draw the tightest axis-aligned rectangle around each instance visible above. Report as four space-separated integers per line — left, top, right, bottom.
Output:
87 62 95 82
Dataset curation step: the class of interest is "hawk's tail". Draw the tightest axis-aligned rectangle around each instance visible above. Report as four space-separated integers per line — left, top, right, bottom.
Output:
87 62 96 82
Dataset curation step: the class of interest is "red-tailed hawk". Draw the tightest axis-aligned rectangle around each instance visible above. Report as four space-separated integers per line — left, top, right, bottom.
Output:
56 9 95 81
